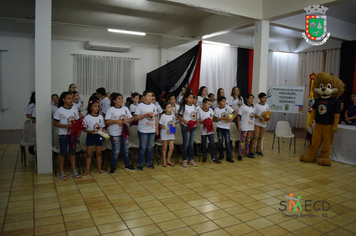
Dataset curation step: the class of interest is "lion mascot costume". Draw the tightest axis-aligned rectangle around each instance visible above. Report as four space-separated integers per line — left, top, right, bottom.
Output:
300 72 345 166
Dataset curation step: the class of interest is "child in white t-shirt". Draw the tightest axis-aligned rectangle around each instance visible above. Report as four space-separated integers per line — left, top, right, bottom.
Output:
152 94 163 114
105 93 134 174
208 93 217 110
129 92 140 125
178 92 198 167
250 92 269 157
134 90 159 170
96 87 110 116
51 94 59 118
198 98 221 163
197 86 208 107
159 102 176 167
237 94 256 161
72 91 83 116
82 98 106 177
166 93 180 118
214 96 237 162
53 92 80 180
26 92 36 119
177 86 187 106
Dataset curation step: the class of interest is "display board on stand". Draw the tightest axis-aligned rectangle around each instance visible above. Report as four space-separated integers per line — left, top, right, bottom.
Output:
267 86 305 114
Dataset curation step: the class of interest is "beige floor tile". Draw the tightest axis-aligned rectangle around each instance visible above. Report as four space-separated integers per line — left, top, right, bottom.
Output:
200 229 230 236
327 215 354 227
90 207 117 217
35 223 66 236
293 227 323 236
246 218 274 230
204 209 230 220
63 211 92 222
224 205 250 215
65 218 95 231
157 219 187 231
2 227 34 236
5 213 33 223
102 229 133 236
279 219 307 231
125 216 154 228
119 210 147 221
3 220 33 232
92 214 122 225
190 221 220 234
258 225 289 236
130 224 162 236
35 215 63 227
165 226 197 236
97 221 128 234
235 211 263 222
225 223 255 235
195 204 220 213
181 214 210 226
144 206 170 216
326 228 355 236
173 208 200 218
67 226 100 236
35 208 62 219
150 212 178 223
115 204 141 214
213 216 241 228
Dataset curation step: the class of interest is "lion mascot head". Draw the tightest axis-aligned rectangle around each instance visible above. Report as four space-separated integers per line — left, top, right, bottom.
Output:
313 72 345 99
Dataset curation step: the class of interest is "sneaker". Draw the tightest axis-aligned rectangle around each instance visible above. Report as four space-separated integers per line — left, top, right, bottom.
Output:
226 158 235 163
238 156 242 161
246 153 255 158
145 163 154 169
202 158 207 163
256 152 264 156
109 168 116 175
218 156 224 160
58 171 67 180
125 165 135 171
137 164 143 171
212 159 221 163
71 170 80 179
182 160 188 167
189 160 198 167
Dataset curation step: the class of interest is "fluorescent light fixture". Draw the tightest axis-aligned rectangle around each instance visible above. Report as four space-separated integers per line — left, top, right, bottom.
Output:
108 28 146 36
202 31 229 39
203 40 230 47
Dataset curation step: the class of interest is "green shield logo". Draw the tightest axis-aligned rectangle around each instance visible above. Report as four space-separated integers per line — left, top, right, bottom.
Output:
309 18 324 38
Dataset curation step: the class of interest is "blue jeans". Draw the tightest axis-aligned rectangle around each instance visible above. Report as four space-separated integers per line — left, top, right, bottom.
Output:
110 135 130 168
181 125 196 161
201 134 216 160
217 128 231 158
138 131 155 165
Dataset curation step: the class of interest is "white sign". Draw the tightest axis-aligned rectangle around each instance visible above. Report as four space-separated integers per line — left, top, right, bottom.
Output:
267 86 304 114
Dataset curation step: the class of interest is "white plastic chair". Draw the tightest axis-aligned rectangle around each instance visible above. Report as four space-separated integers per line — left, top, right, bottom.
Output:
174 123 183 164
230 122 241 143
20 122 36 167
129 125 139 165
272 121 296 154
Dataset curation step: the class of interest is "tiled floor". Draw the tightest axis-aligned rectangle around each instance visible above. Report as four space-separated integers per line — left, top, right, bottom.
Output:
0 132 355 236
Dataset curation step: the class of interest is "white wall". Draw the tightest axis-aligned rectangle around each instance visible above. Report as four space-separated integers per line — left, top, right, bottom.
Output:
0 35 161 130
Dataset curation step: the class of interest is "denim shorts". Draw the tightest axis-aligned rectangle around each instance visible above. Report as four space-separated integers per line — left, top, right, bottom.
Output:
86 133 103 147
59 135 77 155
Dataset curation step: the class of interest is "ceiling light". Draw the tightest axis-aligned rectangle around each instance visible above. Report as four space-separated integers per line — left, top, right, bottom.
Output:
202 31 229 39
108 29 146 36
203 41 230 47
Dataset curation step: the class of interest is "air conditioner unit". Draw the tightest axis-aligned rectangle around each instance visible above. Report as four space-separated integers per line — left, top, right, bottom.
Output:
85 42 131 52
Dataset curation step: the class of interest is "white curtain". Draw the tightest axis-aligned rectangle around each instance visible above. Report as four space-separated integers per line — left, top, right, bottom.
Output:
200 43 237 96
325 49 341 78
267 51 300 130
297 51 324 129
73 54 136 106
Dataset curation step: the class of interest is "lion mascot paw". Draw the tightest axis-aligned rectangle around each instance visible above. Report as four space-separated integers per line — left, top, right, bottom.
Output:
300 72 345 166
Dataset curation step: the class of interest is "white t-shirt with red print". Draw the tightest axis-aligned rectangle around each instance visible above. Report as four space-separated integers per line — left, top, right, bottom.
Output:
229 96 244 113
105 106 132 136
84 114 105 131
238 104 256 131
178 104 198 127
214 105 234 129
254 103 269 128
159 113 176 140
53 106 80 135
197 107 214 135
135 103 157 133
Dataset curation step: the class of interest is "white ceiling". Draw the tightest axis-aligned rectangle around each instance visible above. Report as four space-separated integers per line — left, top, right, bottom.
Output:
0 0 355 51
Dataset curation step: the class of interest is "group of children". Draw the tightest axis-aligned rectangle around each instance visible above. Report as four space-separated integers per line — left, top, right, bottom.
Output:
26 84 270 180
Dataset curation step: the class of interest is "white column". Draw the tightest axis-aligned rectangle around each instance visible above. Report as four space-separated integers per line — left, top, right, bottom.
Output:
35 0 52 174
252 20 270 102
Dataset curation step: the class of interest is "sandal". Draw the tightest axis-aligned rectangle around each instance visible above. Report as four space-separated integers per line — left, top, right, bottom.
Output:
167 162 175 166
97 170 107 176
81 172 90 178
182 160 188 167
162 163 167 167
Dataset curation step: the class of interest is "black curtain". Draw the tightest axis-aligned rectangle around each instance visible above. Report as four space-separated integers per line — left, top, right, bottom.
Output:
146 43 200 99
339 41 356 108
237 48 250 99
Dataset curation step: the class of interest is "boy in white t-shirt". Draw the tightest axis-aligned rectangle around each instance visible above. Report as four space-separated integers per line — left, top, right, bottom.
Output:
198 98 221 163
134 90 159 170
237 94 256 161
96 87 110 117
250 92 269 157
214 96 237 163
